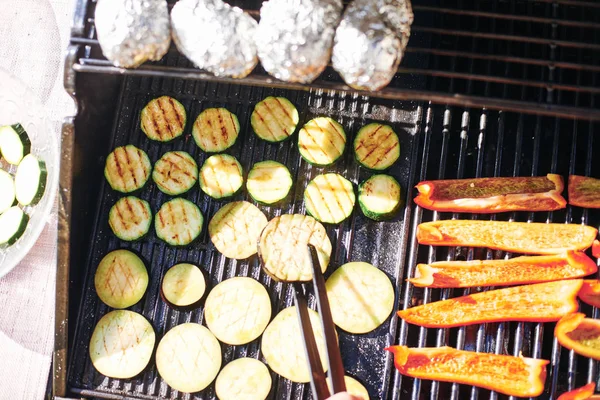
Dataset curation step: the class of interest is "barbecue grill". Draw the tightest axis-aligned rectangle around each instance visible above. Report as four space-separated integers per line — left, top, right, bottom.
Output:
54 0 600 399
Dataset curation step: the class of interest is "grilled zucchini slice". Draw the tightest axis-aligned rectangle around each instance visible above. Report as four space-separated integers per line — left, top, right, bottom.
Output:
89 310 155 379
354 123 400 170
258 214 332 282
205 277 271 345
156 323 221 393
329 376 370 400
192 107 240 152
140 96 186 142
161 263 206 308
358 174 402 221
155 198 203 246
104 145 152 193
246 160 293 204
0 124 31 165
152 151 198 195
199 154 243 199
0 206 28 246
304 173 355 224
215 358 272 400
251 96 299 142
108 196 152 241
298 117 346 166
14 154 47 206
0 170 15 213
94 249 149 309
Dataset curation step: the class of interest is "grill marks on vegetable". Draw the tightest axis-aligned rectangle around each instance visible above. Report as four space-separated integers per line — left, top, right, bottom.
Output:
140 96 186 142
192 108 239 152
304 173 355 224
199 154 243 199
108 196 152 241
155 198 203 246
354 123 400 170
298 117 346 166
105 145 151 193
152 151 198 195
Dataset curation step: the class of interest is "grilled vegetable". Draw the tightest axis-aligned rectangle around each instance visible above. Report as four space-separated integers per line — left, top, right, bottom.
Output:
261 306 328 383
156 323 221 393
94 249 148 309
593 240 600 259
557 383 596 400
155 198 203 246
205 277 271 345
398 279 582 328
328 376 370 400
192 108 239 152
0 124 30 165
304 173 355 224
386 346 548 398
108 196 152 241
152 151 198 195
353 123 400 170
251 96 299 142
358 174 402 221
258 214 332 282
14 154 47 206
208 201 268 259
199 154 243 199
409 251 597 288
569 175 600 208
104 145 152 193
326 261 395 334
246 160 293 204
140 96 186 142
89 310 155 379
0 170 15 213
555 313 600 361
215 358 272 400
579 280 600 308
417 220 597 255
415 174 566 213
0 206 28 245
298 117 346 166
161 263 206 308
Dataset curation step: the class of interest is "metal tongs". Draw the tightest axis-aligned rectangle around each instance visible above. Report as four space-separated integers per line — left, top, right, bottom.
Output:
292 244 346 400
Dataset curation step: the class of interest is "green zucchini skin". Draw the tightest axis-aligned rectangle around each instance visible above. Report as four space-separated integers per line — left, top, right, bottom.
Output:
0 169 16 213
152 151 198 195
246 160 293 205
251 97 299 143
0 124 31 165
155 198 204 246
108 196 153 241
104 145 152 193
0 206 29 246
140 96 187 142
192 108 240 152
358 174 403 221
14 154 47 206
298 117 346 167
353 123 400 171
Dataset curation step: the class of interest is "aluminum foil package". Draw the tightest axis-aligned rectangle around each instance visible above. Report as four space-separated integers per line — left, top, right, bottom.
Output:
256 0 343 84
332 0 414 91
95 0 171 69
171 0 258 78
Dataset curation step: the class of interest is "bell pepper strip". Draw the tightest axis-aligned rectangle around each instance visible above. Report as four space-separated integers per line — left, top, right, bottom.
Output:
408 251 597 288
592 240 600 259
397 279 582 328
569 175 600 209
417 220 597 255
555 313 600 361
385 346 548 398
414 174 566 213
557 383 596 400
579 280 600 308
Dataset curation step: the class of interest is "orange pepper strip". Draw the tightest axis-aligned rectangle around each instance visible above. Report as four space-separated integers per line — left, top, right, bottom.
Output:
385 346 548 398
579 280 600 308
557 383 596 400
555 313 600 361
398 279 582 328
569 175 600 209
592 240 600 259
408 251 596 288
417 220 597 255
415 174 566 213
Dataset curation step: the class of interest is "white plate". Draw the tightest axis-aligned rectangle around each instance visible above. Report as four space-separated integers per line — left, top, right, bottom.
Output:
0 69 60 278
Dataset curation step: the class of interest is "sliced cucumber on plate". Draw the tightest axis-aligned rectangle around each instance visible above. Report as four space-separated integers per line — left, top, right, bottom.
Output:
0 206 29 245
14 154 47 206
0 124 31 165
0 170 15 213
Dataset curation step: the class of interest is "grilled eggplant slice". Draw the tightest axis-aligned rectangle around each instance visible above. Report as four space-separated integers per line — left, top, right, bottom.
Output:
89 310 155 379
251 96 299 142
140 96 186 142
208 201 268 259
247 160 293 204
0 124 30 165
215 358 272 400
354 123 400 170
108 196 152 241
152 151 198 195
199 154 244 199
0 169 15 213
0 206 28 246
328 376 370 400
205 277 271 345
104 145 152 193
94 249 149 309
192 108 240 152
161 263 206 308
298 117 346 166
14 154 47 206
358 174 402 221
304 173 355 224
156 323 222 393
155 198 203 246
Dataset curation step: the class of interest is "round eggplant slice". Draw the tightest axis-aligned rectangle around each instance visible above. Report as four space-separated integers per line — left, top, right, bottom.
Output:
199 154 244 199
89 310 155 379
156 323 221 393
152 151 198 195
104 145 152 193
205 277 271 345
161 263 206 307
328 376 370 400
140 96 186 142
246 160 293 205
215 358 272 400
108 196 152 241
94 249 149 309
155 198 203 246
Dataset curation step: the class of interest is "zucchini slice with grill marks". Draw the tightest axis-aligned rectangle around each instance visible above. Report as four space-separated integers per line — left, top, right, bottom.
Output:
251 96 299 142
108 196 152 241
354 123 400 170
0 124 31 165
14 154 47 206
358 174 402 221
140 96 186 142
246 160 293 204
0 206 28 246
152 151 198 195
104 145 152 193
94 249 149 309
161 263 206 308
192 107 240 152
199 154 243 199
0 170 15 213
298 117 346 166
215 358 272 400
155 198 203 246
304 173 355 224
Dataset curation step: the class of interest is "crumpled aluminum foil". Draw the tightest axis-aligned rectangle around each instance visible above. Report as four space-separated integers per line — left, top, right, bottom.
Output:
256 0 343 84
171 0 258 78
95 0 171 69
332 0 414 91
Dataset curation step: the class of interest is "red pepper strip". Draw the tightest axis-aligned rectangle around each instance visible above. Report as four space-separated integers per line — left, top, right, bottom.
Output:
592 240 600 259
557 383 596 400
555 313 600 361
397 279 582 328
417 220 597 255
569 175 600 209
385 346 548 398
408 251 596 288
415 174 566 213
579 280 600 308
